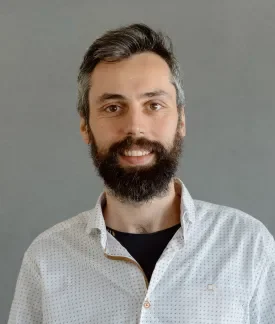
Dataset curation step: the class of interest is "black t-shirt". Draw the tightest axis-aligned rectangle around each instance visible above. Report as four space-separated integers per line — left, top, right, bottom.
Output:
106 223 181 283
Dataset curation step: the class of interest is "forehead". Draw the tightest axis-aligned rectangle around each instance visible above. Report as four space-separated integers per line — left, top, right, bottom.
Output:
89 52 176 101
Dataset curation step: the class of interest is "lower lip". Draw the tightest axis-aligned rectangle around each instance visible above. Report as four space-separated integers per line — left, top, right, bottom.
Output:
119 153 154 166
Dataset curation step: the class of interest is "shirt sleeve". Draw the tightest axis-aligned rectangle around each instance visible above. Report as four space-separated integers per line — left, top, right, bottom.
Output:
7 251 42 324
249 237 275 323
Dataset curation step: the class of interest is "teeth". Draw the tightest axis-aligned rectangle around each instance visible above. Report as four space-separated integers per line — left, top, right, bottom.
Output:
124 150 151 157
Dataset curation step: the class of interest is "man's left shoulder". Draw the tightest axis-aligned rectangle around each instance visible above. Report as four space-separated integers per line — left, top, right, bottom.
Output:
194 199 275 261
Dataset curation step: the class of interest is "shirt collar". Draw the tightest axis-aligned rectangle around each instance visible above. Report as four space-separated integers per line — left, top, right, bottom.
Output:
85 177 196 236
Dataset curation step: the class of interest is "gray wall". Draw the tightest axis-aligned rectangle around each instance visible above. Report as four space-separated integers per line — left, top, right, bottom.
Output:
1 0 275 322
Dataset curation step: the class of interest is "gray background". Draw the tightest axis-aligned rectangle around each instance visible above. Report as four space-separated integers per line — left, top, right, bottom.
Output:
1 0 275 322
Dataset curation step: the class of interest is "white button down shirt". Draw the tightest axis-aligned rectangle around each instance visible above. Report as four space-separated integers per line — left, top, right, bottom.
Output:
8 178 275 324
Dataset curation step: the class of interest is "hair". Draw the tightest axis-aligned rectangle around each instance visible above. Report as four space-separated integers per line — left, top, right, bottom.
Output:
77 23 185 126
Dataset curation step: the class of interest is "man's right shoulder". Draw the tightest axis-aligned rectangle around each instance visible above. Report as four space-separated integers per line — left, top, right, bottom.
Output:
25 209 95 257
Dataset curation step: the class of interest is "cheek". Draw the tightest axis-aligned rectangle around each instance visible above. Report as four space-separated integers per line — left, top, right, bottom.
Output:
90 122 116 150
151 117 178 139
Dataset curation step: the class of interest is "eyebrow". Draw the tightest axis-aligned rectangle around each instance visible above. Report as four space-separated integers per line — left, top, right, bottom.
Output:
95 89 172 104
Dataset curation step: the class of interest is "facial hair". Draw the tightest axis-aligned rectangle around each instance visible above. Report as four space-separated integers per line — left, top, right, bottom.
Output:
88 123 183 205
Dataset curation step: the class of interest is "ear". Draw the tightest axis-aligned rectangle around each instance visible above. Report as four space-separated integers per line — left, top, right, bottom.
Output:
80 117 91 144
178 106 186 137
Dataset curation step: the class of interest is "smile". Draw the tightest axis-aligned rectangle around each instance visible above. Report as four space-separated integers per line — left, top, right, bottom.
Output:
119 152 154 166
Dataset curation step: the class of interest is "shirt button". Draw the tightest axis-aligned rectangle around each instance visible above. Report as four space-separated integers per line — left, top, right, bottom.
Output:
207 284 215 291
144 300 151 308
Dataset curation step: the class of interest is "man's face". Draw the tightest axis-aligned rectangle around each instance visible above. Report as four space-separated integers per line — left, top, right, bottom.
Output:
80 52 186 204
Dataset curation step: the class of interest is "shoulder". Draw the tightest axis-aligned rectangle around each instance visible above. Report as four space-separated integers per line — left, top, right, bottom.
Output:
194 199 275 263
24 209 94 260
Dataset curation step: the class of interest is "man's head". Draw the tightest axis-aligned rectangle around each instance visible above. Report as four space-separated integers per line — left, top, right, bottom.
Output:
77 23 186 204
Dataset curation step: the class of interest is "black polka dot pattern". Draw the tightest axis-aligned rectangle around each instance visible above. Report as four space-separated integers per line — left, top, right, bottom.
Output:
8 178 275 323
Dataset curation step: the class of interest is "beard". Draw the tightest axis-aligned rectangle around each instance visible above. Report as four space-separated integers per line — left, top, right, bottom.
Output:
88 123 183 205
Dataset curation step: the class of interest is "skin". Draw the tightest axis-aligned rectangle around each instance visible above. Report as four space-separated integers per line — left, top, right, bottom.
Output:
80 52 186 234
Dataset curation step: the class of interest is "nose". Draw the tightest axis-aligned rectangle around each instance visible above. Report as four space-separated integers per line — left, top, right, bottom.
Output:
123 105 146 137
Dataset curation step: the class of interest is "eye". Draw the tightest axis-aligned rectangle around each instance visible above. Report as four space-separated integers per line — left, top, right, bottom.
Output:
149 102 163 111
104 105 121 113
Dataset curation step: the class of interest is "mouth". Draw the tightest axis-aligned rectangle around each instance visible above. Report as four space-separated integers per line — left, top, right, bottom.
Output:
119 149 154 166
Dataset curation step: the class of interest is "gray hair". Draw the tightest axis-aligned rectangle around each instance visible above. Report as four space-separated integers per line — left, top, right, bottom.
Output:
77 23 185 126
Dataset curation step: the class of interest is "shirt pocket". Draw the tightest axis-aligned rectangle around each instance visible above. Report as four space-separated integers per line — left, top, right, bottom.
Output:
189 283 248 323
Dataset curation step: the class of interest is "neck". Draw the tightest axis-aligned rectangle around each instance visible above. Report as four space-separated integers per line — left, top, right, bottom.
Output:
103 178 181 234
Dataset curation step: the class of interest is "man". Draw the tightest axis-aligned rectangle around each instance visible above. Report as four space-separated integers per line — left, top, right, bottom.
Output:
8 23 275 324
